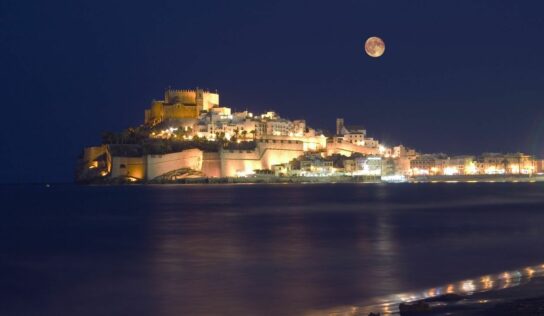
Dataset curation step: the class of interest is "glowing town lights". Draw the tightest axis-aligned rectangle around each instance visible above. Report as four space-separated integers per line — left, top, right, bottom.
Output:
396 294 410 302
465 163 478 175
150 127 180 139
411 168 429 176
481 276 493 290
461 280 475 293
501 272 512 288
381 175 406 183
318 263 544 316
485 166 505 175
235 169 255 177
443 167 459 176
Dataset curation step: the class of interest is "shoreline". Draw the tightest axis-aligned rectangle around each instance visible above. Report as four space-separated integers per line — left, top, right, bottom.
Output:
317 262 544 316
83 174 544 185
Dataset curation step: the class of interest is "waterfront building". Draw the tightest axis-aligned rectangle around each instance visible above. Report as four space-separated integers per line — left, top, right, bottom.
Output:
444 156 477 175
477 153 535 175
300 159 334 176
345 156 382 176
410 154 448 175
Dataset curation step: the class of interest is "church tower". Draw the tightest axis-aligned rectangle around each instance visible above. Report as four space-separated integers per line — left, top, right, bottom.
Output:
336 118 345 135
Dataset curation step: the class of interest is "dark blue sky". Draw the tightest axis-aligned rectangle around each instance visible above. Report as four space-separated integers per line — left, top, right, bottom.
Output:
2 0 544 182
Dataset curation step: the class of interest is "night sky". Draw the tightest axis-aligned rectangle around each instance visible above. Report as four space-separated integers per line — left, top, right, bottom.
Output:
2 1 544 183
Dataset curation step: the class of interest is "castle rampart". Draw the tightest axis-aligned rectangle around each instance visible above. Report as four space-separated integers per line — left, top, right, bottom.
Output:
219 140 305 177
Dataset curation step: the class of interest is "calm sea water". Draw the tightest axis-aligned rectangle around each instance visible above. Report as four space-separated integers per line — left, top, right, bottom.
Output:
1 183 544 315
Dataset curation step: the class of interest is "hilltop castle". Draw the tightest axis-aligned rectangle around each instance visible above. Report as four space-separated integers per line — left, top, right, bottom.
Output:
144 88 220 125
78 87 408 182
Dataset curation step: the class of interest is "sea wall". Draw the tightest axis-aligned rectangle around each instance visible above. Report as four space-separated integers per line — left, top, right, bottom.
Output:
220 148 261 177
83 145 109 162
201 152 221 177
110 149 203 180
258 141 304 169
220 140 304 177
108 141 306 180
111 156 146 180
146 149 203 180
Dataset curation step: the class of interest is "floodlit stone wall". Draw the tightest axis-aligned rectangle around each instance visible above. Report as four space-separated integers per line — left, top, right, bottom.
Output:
83 145 108 163
326 142 379 157
146 149 203 180
219 140 305 177
202 152 222 177
108 140 307 179
111 157 146 180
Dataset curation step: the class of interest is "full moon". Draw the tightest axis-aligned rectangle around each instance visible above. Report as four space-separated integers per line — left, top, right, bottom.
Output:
365 36 385 58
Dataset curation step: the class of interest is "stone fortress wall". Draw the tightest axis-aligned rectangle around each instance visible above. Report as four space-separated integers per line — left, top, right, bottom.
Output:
146 149 203 180
219 140 305 177
326 142 379 157
110 149 203 180
201 152 222 178
103 139 305 180
111 156 146 180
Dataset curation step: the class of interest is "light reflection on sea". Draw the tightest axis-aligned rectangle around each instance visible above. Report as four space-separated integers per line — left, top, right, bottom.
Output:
313 262 544 315
1 183 544 315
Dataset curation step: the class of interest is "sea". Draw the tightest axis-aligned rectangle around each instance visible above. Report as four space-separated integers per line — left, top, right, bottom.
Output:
1 182 544 315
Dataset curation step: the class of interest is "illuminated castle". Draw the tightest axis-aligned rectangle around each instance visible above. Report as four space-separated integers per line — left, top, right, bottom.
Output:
144 88 220 125
78 86 544 183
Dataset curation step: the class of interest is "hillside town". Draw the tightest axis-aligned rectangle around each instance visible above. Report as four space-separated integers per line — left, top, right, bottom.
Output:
77 88 544 183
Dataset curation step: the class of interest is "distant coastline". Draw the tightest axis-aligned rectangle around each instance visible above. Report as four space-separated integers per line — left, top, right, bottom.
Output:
82 174 544 185
77 87 544 184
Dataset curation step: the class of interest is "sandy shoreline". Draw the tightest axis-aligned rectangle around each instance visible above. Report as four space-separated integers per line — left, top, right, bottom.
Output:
314 262 544 315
